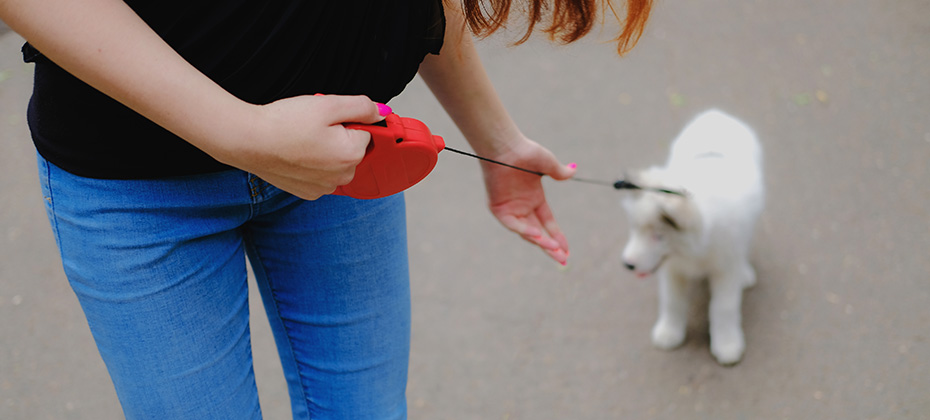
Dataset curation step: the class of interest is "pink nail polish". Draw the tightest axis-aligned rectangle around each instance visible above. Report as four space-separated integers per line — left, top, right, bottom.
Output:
377 103 392 116
568 162 577 170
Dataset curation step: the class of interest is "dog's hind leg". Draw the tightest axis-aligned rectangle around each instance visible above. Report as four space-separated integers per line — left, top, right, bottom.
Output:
708 273 747 365
651 270 690 350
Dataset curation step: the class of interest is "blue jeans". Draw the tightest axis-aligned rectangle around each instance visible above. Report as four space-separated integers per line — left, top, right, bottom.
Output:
37 154 410 419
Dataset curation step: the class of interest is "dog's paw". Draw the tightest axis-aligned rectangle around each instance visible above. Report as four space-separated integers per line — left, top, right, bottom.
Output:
651 320 686 350
710 330 745 365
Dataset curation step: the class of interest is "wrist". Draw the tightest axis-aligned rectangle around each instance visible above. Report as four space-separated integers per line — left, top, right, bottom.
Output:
466 125 526 158
182 96 264 166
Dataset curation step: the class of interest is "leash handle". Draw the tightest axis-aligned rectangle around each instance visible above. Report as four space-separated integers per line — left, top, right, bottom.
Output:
334 114 445 199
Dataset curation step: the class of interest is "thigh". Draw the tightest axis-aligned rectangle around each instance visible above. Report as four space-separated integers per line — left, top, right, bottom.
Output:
246 192 410 420
38 156 262 419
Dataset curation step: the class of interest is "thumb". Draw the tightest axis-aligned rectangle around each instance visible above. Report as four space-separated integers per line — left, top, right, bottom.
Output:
543 155 578 181
319 94 392 125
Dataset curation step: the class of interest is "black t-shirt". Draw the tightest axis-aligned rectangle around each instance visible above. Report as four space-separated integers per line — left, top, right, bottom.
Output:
23 0 445 179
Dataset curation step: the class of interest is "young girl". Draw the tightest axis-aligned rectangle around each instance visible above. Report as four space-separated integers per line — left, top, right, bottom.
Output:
0 0 650 418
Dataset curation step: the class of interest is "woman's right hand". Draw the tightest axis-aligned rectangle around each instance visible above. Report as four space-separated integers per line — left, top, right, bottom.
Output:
211 94 389 200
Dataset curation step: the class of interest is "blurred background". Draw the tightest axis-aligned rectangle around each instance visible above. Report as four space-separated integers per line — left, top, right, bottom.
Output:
2 0 928 418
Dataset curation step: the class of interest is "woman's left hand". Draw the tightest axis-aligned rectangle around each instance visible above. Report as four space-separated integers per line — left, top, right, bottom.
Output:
480 138 577 265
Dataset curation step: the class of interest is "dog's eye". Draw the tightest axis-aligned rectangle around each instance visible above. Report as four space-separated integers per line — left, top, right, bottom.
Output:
660 212 680 231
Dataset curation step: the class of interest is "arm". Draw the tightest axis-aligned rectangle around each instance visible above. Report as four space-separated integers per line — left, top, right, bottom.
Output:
418 3 575 265
0 0 385 199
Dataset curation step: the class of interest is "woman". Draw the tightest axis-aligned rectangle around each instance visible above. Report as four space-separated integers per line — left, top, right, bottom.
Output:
0 0 650 418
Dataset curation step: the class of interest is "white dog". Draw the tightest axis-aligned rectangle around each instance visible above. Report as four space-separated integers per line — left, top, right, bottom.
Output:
621 109 764 365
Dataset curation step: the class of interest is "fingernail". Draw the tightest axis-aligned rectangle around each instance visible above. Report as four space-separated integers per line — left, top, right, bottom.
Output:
377 103 392 116
567 162 577 170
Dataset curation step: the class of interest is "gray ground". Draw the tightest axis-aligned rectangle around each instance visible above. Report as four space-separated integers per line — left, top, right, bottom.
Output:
2 0 928 419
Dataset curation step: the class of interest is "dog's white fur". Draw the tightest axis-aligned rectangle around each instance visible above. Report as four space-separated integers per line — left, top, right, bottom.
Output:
621 109 764 365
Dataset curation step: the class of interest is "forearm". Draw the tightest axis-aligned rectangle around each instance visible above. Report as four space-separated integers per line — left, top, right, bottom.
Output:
0 0 254 159
417 3 522 158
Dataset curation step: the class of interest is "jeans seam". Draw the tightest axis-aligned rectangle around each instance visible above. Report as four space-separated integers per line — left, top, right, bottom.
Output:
40 157 64 254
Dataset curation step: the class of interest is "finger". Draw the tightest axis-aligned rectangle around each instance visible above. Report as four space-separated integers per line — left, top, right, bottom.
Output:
319 94 390 125
497 213 559 248
496 211 566 262
534 148 577 181
496 213 543 238
544 247 569 266
523 233 562 251
535 203 569 252
495 207 562 249
343 126 374 156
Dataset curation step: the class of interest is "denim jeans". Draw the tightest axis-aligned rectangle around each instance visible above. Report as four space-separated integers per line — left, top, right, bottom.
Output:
37 154 410 419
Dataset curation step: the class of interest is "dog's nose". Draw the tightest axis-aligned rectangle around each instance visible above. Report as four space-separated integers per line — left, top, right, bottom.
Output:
623 262 635 271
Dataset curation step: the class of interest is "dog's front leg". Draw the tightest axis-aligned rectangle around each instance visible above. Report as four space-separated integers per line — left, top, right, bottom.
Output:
708 274 746 365
651 270 689 350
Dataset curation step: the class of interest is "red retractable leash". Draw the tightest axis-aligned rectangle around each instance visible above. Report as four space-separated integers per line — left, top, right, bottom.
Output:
333 110 685 199
333 113 446 199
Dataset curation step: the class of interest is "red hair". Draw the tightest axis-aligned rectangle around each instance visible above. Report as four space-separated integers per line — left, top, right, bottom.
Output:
461 0 652 55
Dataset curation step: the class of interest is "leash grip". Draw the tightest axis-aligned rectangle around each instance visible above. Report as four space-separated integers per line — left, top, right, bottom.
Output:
334 113 445 199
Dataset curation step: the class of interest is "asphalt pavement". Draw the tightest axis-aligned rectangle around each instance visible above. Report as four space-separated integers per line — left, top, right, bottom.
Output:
2 1 928 419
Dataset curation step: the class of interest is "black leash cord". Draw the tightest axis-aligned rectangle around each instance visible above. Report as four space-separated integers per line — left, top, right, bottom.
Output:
442 146 686 197
442 146 546 176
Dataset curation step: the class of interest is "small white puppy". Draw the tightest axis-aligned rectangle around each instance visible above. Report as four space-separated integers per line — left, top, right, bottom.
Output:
621 109 764 365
